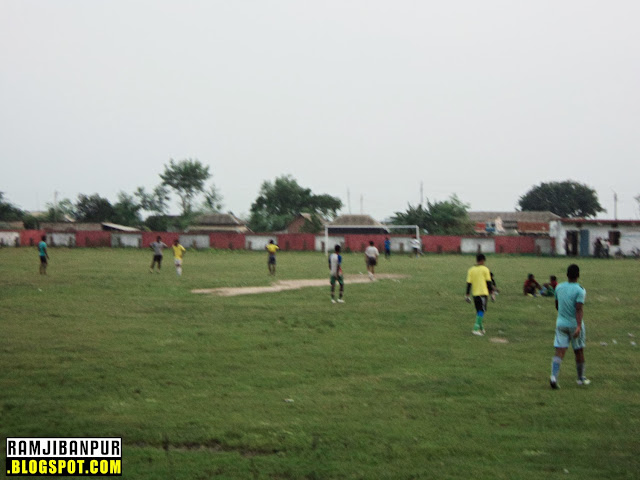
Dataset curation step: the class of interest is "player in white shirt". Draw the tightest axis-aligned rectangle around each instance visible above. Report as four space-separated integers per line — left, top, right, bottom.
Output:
364 241 379 280
411 237 422 257
329 245 345 303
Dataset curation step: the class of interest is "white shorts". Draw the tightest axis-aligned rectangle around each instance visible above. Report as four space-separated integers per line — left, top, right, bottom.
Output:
174 258 182 266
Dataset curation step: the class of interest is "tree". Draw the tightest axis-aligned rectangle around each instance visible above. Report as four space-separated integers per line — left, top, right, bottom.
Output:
518 181 605 218
135 186 170 215
44 198 75 222
75 194 115 222
160 158 211 215
112 192 142 226
0 192 24 221
201 185 224 213
248 175 342 232
392 194 474 235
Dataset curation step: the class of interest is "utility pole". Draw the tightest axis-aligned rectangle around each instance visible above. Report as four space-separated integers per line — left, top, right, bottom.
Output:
54 191 59 223
347 189 351 214
420 181 424 205
613 191 618 220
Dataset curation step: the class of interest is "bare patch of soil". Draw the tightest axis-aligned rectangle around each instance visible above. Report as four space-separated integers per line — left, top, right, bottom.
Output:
192 274 408 297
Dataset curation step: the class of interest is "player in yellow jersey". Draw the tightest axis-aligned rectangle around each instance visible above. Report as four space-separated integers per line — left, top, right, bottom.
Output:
465 254 496 336
172 239 186 276
266 239 279 275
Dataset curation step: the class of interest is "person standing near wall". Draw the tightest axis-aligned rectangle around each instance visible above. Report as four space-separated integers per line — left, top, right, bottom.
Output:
38 235 49 275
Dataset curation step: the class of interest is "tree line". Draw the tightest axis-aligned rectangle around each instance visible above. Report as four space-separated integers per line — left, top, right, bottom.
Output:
0 159 611 233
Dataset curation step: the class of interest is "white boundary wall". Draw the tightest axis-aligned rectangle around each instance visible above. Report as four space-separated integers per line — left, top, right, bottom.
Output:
245 235 276 251
48 233 76 247
535 238 553 255
316 236 345 252
111 233 142 248
0 232 20 246
389 237 414 253
180 234 209 249
461 238 495 254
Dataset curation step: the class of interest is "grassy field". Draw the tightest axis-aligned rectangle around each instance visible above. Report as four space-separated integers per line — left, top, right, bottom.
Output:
1 247 639 479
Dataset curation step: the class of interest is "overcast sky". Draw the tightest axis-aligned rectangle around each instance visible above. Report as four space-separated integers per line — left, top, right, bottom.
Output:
2 1 639 220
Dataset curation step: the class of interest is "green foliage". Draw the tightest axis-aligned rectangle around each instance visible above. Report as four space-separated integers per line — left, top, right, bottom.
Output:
392 194 474 235
22 214 41 230
112 192 142 227
249 175 342 232
160 158 211 215
201 185 224 213
43 198 76 222
0 192 24 221
74 194 115 223
1 250 639 479
135 186 170 215
144 215 174 232
518 181 605 218
299 214 326 233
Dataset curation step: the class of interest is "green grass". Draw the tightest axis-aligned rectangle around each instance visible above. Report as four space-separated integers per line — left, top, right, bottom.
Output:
1 248 639 479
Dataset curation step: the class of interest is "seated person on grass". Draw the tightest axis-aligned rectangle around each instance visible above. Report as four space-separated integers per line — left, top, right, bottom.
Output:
523 273 542 296
540 275 558 297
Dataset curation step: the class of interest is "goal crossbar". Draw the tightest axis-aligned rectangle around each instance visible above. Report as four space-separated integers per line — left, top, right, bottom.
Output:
324 224 420 255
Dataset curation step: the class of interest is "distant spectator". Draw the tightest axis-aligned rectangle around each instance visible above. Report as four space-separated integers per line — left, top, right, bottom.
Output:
594 238 603 258
384 237 391 259
38 235 49 275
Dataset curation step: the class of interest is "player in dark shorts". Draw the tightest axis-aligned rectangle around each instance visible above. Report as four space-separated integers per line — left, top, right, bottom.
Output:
364 241 379 280
266 240 279 275
149 236 167 273
38 235 49 275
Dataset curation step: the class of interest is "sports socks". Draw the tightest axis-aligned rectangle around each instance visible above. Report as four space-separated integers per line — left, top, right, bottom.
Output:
576 362 585 380
551 356 562 378
474 311 484 331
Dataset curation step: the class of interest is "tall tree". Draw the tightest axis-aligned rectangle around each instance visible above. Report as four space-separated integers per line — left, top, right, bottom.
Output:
75 194 115 222
0 192 24 221
249 175 342 232
160 158 211 215
112 192 142 226
44 198 76 222
392 194 474 235
201 185 224 213
518 181 604 218
135 186 170 215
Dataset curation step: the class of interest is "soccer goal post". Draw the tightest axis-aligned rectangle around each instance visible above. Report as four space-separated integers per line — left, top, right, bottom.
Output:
323 224 421 255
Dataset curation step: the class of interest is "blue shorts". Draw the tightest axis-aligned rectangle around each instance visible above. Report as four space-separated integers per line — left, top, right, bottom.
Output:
554 323 586 350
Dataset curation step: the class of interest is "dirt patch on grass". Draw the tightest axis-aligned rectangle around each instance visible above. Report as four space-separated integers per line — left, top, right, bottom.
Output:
192 273 408 297
489 337 509 344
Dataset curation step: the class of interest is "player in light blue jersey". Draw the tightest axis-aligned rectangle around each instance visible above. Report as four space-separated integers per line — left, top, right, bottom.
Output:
550 264 590 389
